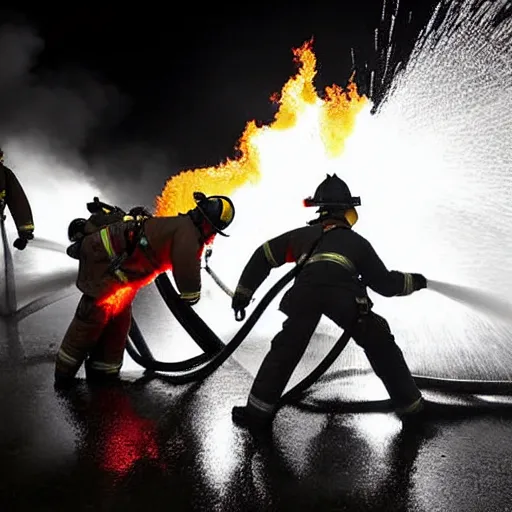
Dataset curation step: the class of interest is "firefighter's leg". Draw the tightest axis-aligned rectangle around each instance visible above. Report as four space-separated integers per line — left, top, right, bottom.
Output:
86 304 132 382
351 312 423 414
232 310 323 429
55 295 110 386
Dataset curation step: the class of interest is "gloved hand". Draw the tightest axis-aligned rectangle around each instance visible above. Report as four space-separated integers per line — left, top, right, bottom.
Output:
411 273 427 291
13 230 34 251
232 290 252 322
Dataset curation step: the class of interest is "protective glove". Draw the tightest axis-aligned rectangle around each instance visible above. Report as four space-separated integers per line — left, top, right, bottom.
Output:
13 229 34 251
411 273 427 291
232 288 252 322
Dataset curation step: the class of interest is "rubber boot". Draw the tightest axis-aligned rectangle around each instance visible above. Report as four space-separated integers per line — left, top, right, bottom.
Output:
54 371 78 392
85 359 121 385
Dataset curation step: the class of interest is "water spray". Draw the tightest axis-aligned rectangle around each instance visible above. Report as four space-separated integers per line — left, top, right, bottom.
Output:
428 280 512 325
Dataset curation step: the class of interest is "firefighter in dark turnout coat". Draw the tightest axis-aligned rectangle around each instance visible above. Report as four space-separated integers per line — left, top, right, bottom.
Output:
231 174 427 432
0 148 34 250
55 192 235 388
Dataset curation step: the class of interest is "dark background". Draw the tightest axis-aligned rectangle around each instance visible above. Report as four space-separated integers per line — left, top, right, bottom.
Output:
0 1 440 175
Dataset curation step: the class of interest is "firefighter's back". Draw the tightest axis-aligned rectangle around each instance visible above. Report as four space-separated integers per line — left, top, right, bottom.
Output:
143 214 202 266
294 224 369 295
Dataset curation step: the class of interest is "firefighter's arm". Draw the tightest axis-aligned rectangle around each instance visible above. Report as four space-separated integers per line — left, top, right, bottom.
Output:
3 165 34 250
233 231 294 299
360 239 427 297
171 238 202 306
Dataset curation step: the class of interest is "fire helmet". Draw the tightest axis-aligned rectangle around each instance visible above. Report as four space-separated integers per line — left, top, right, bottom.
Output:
193 192 235 237
128 206 152 219
68 218 87 242
304 174 361 226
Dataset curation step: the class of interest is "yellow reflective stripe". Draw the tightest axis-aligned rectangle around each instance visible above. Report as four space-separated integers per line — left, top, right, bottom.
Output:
248 394 275 414
114 270 128 283
88 361 122 373
18 223 34 231
57 348 80 366
262 242 278 267
397 273 414 296
305 252 355 272
180 291 201 301
100 228 115 258
396 397 423 415
404 273 414 295
0 190 5 199
235 284 253 298
100 228 129 283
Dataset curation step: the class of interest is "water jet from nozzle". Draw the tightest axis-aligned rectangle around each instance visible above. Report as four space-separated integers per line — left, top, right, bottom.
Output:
428 280 512 324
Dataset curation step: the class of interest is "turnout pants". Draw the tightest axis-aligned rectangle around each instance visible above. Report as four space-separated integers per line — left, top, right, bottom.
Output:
55 295 132 379
245 296 422 420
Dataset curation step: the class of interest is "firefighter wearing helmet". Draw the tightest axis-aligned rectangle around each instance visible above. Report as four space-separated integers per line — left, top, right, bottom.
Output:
0 148 34 250
55 192 235 388
230 173 428 435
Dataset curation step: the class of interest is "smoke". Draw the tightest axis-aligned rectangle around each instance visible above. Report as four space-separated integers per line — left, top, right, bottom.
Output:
0 22 181 240
428 280 512 325
0 23 127 151
0 21 181 313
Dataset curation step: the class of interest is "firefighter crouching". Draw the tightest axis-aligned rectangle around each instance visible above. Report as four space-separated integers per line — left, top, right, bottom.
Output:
54 192 235 389
230 174 428 434
0 148 34 250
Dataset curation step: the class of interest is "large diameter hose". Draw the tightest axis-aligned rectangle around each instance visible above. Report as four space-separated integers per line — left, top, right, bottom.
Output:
128 269 512 400
128 265 298 381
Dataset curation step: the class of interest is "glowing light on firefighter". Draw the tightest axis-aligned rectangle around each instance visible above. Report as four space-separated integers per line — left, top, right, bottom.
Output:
98 264 171 315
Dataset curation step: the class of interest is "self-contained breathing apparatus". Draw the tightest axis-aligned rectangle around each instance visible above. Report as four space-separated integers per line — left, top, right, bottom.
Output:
65 198 152 272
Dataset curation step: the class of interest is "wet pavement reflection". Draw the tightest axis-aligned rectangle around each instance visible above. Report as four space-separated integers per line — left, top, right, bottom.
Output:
3 303 512 511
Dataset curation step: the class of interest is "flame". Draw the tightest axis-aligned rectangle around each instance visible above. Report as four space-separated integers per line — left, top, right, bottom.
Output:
97 264 171 316
154 39 368 218
98 41 367 313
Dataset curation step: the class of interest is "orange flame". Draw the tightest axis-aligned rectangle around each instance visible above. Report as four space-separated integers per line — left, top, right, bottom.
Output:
154 39 368 218
98 41 368 314
98 264 171 316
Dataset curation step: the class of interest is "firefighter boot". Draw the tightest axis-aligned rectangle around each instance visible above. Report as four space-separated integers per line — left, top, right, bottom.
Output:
54 371 78 391
84 358 121 385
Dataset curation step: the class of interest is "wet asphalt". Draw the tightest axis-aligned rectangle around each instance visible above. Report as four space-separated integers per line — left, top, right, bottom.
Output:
0 238 512 512
2 288 512 512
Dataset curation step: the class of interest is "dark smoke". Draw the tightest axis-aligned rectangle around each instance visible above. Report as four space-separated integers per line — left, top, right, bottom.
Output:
0 23 127 153
0 21 179 213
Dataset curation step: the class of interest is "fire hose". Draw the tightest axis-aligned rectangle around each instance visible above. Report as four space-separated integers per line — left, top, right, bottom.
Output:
127 249 512 411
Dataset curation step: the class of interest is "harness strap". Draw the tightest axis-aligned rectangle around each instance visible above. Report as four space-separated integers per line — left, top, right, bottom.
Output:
99 227 129 283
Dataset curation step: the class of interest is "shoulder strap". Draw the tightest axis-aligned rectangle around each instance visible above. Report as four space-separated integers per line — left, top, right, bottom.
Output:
295 224 344 270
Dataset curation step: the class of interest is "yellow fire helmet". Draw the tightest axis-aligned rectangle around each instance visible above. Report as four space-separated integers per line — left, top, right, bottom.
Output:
193 192 235 237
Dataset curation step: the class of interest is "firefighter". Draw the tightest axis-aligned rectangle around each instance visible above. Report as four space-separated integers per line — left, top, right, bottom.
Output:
65 198 151 260
0 148 34 250
55 191 235 388
230 174 428 433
